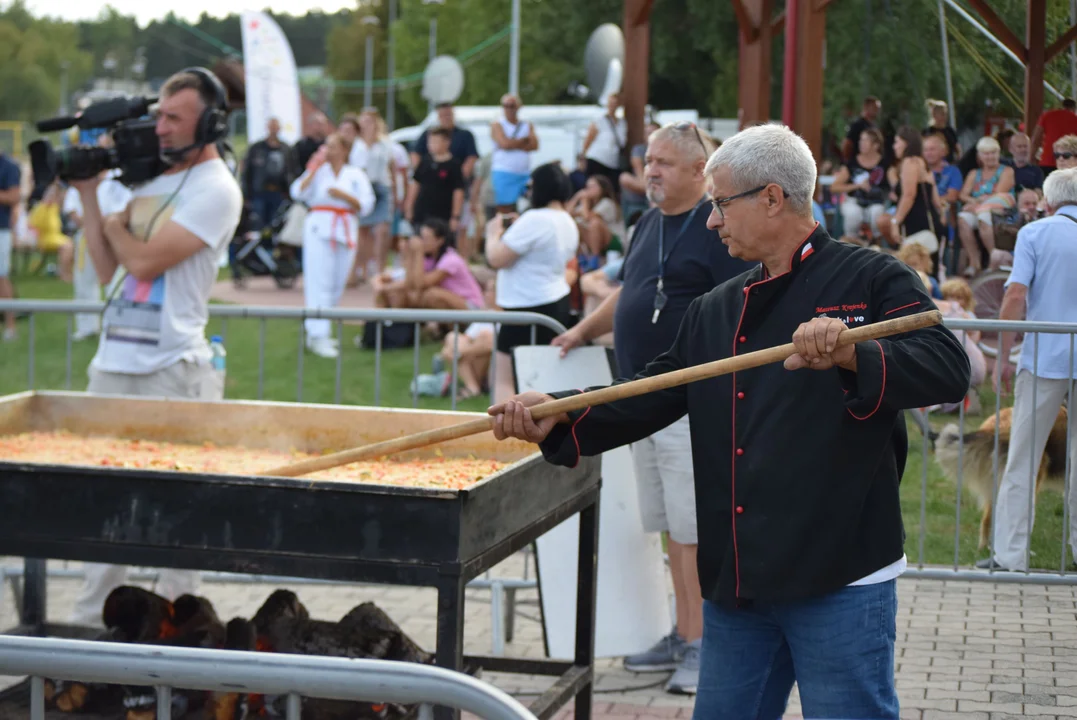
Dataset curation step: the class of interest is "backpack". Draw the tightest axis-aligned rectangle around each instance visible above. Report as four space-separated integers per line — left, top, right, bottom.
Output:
359 320 415 350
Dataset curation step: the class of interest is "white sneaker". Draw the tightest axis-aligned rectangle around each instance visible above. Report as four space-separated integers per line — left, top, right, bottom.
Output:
306 336 339 359
1 328 15 342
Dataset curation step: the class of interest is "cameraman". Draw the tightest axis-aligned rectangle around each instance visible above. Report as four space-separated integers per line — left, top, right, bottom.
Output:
67 68 244 627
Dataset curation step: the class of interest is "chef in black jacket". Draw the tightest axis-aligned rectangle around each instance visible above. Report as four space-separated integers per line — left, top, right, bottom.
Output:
487 124 971 720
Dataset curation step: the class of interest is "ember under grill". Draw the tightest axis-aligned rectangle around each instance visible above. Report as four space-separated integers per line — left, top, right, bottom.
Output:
13 585 429 720
0 391 602 720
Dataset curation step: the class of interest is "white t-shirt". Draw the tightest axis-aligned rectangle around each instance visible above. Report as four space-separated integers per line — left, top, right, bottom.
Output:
92 159 243 375
585 114 627 170
352 138 393 187
495 208 579 308
63 170 133 219
491 118 532 176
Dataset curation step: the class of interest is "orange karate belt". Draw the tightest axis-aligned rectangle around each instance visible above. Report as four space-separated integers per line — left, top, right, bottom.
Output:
310 205 356 250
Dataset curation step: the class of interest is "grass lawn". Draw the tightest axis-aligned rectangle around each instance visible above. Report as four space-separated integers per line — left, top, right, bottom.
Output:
2 273 1072 571
1 274 490 414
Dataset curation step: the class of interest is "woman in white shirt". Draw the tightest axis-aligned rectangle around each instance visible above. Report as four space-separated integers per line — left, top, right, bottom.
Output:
289 132 375 359
346 109 396 287
581 93 626 192
484 162 579 402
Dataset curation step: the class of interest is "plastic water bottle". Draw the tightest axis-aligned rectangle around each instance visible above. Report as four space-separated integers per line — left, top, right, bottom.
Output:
209 335 227 374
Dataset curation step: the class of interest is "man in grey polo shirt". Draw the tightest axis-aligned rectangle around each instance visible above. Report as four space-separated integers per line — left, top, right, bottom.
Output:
985 167 1077 571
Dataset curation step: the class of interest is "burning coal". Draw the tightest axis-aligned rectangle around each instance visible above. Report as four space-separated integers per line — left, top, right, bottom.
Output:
40 587 433 720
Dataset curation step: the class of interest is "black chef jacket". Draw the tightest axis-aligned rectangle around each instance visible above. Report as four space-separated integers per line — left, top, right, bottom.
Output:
538 226 971 607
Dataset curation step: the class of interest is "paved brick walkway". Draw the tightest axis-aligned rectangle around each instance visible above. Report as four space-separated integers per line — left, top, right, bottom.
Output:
2 557 1076 719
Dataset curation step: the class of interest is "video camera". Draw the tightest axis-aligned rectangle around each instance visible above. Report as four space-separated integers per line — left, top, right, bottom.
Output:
28 95 166 194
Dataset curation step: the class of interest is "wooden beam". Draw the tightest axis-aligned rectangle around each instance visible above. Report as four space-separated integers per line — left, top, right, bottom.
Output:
622 0 651 147
732 0 760 43
631 0 655 28
793 0 828 160
781 0 800 127
1045 23 1077 63
738 0 774 129
964 0 1027 62
814 0 836 10
1025 0 1047 132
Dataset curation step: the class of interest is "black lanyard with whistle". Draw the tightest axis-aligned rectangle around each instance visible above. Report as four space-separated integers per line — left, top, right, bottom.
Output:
652 199 705 324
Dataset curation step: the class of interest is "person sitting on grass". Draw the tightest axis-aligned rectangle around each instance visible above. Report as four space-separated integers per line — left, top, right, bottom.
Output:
373 218 484 311
432 279 498 400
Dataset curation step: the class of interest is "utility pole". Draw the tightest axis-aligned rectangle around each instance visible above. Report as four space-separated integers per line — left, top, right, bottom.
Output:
59 61 70 115
422 0 444 115
508 0 520 95
362 15 379 109
387 0 397 130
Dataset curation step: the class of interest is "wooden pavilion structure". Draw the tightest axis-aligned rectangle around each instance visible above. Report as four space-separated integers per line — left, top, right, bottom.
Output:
621 0 1077 160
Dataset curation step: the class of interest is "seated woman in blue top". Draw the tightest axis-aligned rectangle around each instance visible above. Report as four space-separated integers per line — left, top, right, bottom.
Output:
957 136 1015 276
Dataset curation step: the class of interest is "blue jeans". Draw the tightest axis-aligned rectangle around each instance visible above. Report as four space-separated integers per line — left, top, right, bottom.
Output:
693 580 898 720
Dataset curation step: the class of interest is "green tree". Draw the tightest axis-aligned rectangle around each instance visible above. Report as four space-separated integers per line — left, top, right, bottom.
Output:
0 1 92 124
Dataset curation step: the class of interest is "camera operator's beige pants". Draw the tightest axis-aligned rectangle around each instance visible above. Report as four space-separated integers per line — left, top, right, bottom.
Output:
68 359 224 627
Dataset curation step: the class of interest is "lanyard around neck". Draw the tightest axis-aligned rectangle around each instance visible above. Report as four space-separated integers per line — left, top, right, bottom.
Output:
657 199 705 283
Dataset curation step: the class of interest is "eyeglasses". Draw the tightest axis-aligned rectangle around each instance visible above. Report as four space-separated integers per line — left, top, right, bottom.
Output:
673 121 709 158
710 184 788 219
1056 151 1075 160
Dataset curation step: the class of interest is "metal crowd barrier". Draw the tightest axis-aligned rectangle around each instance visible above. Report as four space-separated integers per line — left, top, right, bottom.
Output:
0 300 569 412
903 317 1077 585
0 300 557 655
3 303 1076 588
0 635 536 720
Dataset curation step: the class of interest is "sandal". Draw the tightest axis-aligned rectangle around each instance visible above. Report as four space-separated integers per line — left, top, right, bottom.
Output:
456 387 482 401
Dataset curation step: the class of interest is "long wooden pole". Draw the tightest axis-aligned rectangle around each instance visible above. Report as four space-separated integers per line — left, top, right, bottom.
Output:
264 310 943 478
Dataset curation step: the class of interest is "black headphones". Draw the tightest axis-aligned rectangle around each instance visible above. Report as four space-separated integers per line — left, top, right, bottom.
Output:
179 66 229 146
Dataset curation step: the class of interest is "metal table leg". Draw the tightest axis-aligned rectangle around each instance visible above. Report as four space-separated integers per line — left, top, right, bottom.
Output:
21 559 47 631
434 571 465 720
574 500 599 720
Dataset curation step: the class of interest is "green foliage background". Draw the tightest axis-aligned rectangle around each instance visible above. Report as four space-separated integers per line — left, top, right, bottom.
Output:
4 0 1077 157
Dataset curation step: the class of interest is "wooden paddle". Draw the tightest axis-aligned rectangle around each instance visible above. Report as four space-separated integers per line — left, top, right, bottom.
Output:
264 309 943 478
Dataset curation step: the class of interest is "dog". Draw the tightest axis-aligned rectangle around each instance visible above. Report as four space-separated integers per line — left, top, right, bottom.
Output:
933 405 1069 550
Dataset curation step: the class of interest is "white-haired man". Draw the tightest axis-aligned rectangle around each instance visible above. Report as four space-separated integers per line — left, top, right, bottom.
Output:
985 167 1077 572
487 123 971 718
552 121 754 695
1006 132 1045 192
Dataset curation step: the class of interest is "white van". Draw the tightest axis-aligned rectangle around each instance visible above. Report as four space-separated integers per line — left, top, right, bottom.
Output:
390 105 701 171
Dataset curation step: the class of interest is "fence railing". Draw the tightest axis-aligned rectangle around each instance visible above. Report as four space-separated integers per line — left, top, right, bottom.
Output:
904 317 1076 584
0 300 569 410
0 635 536 720
1 303 1075 584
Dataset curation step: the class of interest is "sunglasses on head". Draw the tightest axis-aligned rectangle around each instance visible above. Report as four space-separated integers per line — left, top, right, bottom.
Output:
673 121 709 157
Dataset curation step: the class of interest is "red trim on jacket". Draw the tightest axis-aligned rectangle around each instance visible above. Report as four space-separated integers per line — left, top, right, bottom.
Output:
884 301 921 316
568 405 592 469
847 339 887 420
761 223 819 280
731 224 820 597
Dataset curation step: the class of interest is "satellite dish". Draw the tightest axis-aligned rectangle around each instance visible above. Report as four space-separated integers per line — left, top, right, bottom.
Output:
584 23 625 102
422 56 465 106
599 59 623 105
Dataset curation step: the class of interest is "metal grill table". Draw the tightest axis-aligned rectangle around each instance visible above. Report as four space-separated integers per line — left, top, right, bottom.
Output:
0 391 602 720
